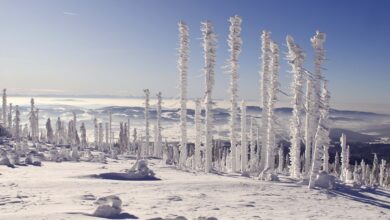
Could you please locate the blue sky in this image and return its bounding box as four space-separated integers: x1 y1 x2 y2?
0 0 389 112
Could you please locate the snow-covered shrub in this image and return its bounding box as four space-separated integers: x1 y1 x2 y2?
0 150 11 167
313 171 335 189
259 168 279 182
127 159 155 179
93 195 122 218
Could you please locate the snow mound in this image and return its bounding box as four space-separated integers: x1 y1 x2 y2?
314 171 335 189
25 153 42 166
95 159 160 181
0 151 12 167
93 195 122 218
127 159 156 177
8 151 20 165
258 169 279 181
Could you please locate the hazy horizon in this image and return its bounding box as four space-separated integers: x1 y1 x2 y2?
1 0 390 114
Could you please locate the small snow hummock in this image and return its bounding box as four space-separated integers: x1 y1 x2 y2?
0 150 13 167
93 195 122 218
96 159 159 181
313 171 335 189
258 168 279 181
128 159 155 177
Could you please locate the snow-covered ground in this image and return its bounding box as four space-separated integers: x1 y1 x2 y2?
1 159 389 220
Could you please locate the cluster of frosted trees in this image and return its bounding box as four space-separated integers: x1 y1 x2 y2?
164 16 390 188
330 134 390 188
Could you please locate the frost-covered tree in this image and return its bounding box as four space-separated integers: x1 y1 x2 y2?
94 118 98 147
2 89 7 126
67 120 77 145
334 151 340 175
55 117 61 144
178 21 189 167
7 103 12 130
286 35 306 178
379 159 387 186
278 146 284 173
155 92 162 158
29 98 39 142
14 105 20 142
98 122 103 146
127 118 131 151
109 111 112 148
46 118 54 144
260 31 272 170
144 89 150 157
264 41 279 171
361 159 367 184
80 122 87 148
201 21 216 173
227 15 242 172
73 112 77 131
240 101 248 172
370 153 379 186
305 31 326 175
308 80 331 188
340 133 348 181
105 122 109 145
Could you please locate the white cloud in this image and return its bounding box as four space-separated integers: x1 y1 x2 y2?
63 12 77 16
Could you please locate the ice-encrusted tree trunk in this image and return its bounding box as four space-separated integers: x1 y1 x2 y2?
307 31 326 173
144 89 150 157
240 101 248 172
2 89 7 126
260 31 272 170
304 75 314 175
264 41 279 171
308 80 331 188
178 21 189 167
193 99 202 169
201 21 216 173
155 92 162 158
286 35 306 178
227 15 242 172
340 133 348 181
323 144 330 172
14 105 20 142
249 117 256 165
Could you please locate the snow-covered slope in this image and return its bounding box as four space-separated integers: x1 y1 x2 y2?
0 159 389 219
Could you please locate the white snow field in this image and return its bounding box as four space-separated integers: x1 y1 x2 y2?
1 159 389 220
